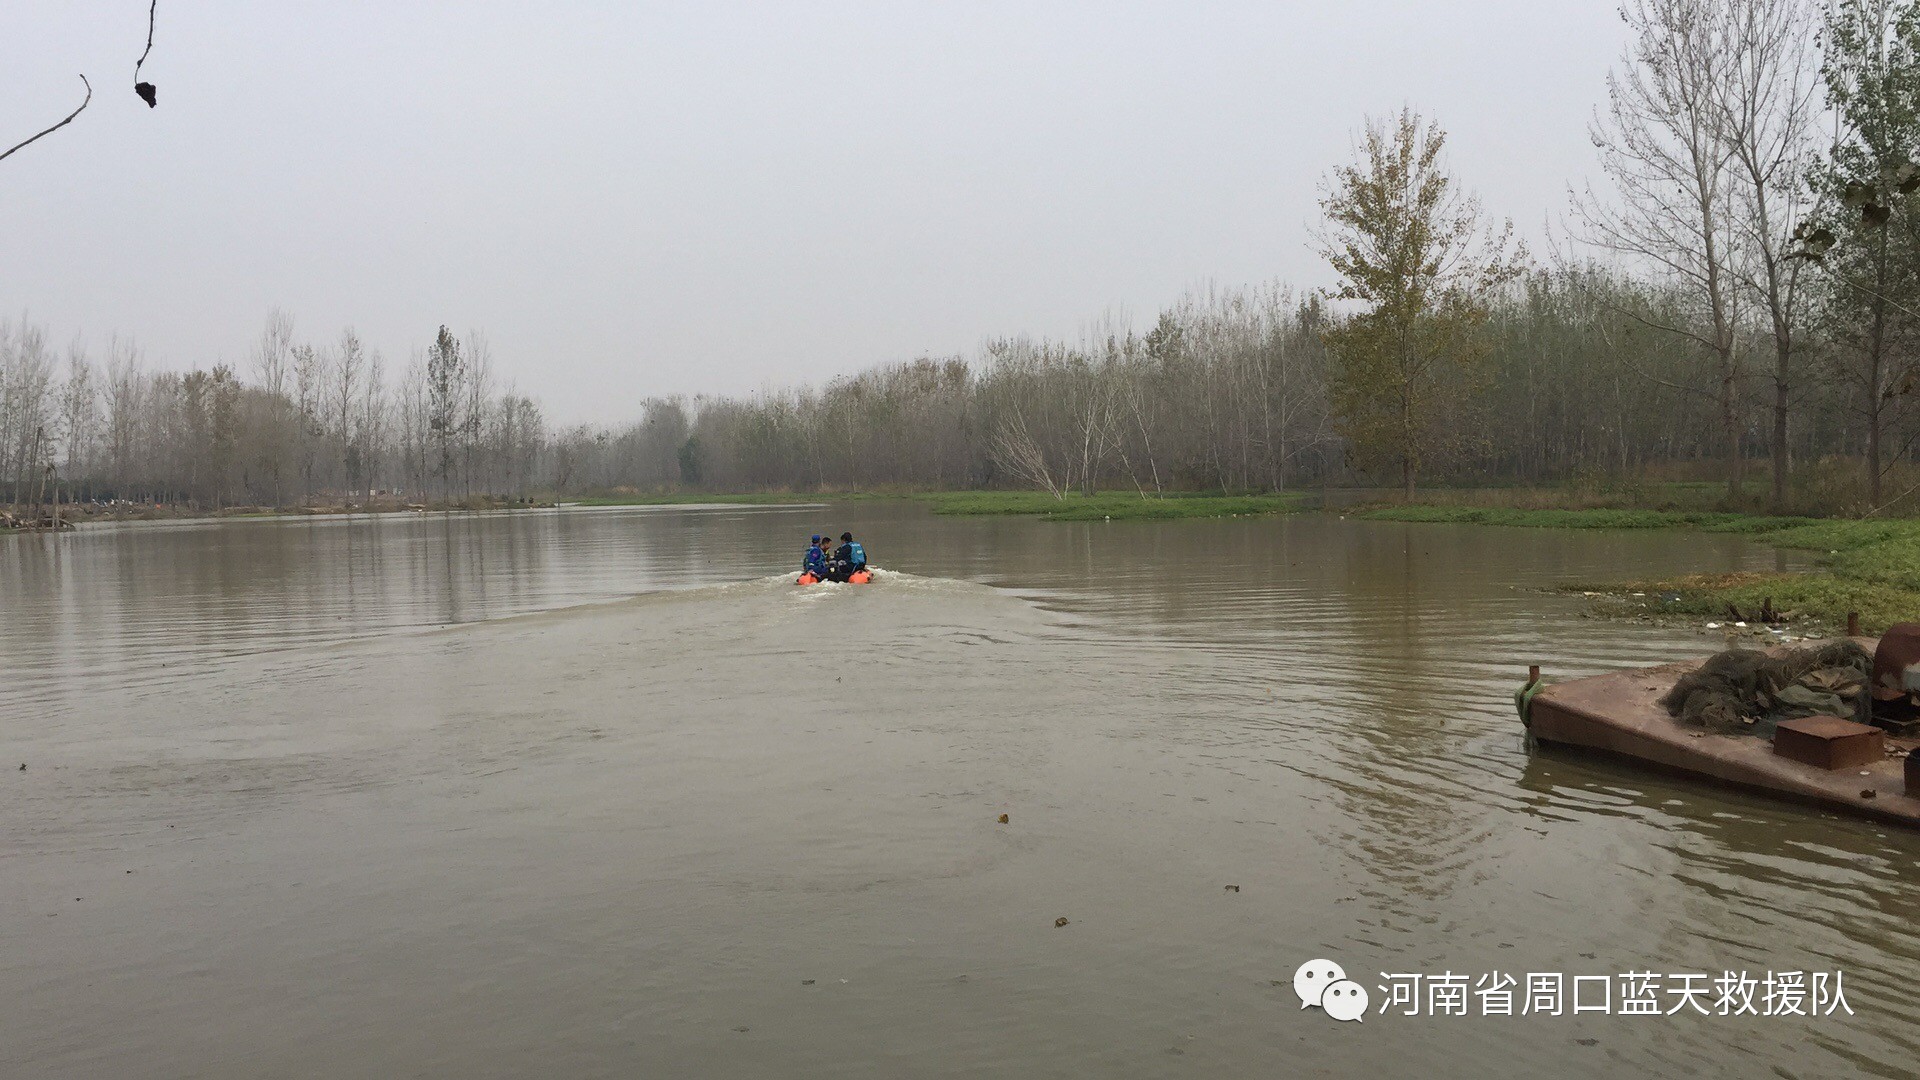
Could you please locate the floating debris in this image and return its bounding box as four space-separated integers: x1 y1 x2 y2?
1054 917 1070 928
997 813 1009 824
1223 884 1241 892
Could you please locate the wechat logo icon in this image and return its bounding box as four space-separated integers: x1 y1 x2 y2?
1293 958 1369 1022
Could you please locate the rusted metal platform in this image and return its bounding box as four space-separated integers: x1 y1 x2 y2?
1523 639 1920 829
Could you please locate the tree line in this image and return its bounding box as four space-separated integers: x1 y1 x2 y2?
6 0 1919 515
0 314 543 509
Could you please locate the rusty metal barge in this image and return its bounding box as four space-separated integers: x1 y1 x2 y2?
1520 620 1920 829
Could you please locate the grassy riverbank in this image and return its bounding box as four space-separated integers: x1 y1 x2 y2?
2 495 559 529
1357 502 1920 632
571 490 1308 521
917 490 1307 521
1613 519 1920 633
1354 504 1816 533
567 493 829 507
23 489 1309 529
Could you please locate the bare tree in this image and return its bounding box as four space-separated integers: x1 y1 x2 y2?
1 317 57 508
332 328 365 499
58 339 97 494
250 309 295 504
1578 0 1751 498
1716 0 1820 508
398 350 430 497
103 337 144 501
989 408 1064 499
291 341 326 499
463 331 495 499
358 347 386 496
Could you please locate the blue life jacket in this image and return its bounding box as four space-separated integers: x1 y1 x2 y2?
803 546 827 574
846 541 867 567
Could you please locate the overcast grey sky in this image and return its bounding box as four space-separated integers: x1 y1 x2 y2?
2 1 1625 424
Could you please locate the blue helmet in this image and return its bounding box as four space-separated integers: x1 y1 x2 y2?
810 535 821 544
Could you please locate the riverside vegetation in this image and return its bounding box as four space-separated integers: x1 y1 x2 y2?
1356 499 1920 633
571 490 1308 522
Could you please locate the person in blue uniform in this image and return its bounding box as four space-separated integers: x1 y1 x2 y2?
802 535 828 580
831 532 867 580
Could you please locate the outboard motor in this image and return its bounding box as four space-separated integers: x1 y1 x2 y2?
1870 623 1920 735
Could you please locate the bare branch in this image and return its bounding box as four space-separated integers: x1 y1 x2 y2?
134 1 160 107
0 75 93 165
1802 253 1920 321
136 1 158 78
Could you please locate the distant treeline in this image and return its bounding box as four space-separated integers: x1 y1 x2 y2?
0 267 1864 510
3 0 1916 514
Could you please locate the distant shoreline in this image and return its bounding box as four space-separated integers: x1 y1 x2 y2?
18 488 1916 635
1345 505 1914 636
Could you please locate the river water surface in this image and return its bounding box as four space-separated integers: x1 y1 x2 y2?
3 503 1916 1078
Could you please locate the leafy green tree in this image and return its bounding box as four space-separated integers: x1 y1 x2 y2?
1317 108 1525 498
677 435 702 486
425 325 463 497
1808 0 1920 504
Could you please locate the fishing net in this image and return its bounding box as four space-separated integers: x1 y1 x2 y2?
1658 641 1872 737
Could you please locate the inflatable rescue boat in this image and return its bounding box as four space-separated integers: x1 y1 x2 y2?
797 570 871 585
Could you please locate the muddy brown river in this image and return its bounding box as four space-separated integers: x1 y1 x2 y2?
3 503 1916 1078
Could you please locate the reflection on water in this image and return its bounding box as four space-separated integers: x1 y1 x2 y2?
2 505 829 707
2 503 1916 1079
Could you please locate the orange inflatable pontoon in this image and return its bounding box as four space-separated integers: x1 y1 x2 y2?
797 570 871 585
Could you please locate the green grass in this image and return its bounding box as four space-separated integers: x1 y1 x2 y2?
1354 501 1920 632
1588 571 1920 637
567 493 832 507
916 490 1309 521
563 489 1306 521
1354 505 1817 533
